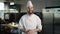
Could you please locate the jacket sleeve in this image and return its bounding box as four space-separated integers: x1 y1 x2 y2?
37 17 42 30
18 17 24 30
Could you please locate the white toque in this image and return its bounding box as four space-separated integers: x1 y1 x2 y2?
27 0 33 7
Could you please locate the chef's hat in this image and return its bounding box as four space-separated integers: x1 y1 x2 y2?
27 0 33 7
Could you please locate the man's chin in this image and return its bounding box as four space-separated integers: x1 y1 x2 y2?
29 13 33 14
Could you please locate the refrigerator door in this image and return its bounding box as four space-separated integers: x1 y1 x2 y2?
42 9 53 34
54 8 60 34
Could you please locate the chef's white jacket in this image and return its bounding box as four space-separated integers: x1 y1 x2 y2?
18 14 42 34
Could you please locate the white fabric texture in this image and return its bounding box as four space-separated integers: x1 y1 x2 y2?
18 14 42 34
27 0 33 7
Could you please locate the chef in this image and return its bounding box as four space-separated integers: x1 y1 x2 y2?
18 0 42 34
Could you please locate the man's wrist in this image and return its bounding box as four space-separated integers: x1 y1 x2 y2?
34 28 40 32
20 29 26 33
33 29 37 32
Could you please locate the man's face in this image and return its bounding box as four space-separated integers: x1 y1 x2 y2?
27 6 34 14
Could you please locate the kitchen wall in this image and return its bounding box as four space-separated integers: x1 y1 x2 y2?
0 0 60 19
14 0 60 12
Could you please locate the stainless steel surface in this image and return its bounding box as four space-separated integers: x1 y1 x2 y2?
54 8 60 24
54 8 60 34
42 9 53 34
42 8 60 34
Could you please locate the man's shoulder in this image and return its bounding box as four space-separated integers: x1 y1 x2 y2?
21 14 27 18
34 14 39 17
33 14 40 19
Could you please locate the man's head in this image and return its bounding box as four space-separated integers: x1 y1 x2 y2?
27 1 34 14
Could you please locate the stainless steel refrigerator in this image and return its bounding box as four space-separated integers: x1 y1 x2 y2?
42 8 60 34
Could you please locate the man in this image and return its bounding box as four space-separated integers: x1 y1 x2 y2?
18 0 42 34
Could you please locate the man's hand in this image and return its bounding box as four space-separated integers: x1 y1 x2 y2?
21 28 41 34
26 28 41 34
26 29 36 34
20 29 34 34
20 28 26 33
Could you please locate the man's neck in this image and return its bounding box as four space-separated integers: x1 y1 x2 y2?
28 13 33 16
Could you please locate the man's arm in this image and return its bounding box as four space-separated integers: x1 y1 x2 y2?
18 17 27 33
20 28 26 33
33 28 42 32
